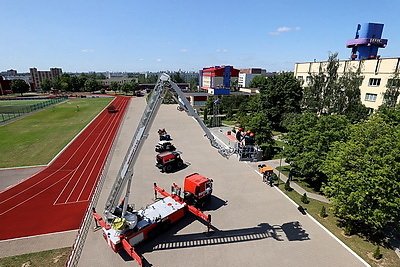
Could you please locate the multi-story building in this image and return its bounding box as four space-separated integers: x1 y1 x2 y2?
294 22 397 111
238 68 266 88
99 77 138 88
294 57 400 110
30 67 62 89
199 66 239 95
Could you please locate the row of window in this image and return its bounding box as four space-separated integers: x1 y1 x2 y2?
297 76 399 88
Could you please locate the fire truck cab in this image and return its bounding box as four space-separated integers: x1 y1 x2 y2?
172 173 213 208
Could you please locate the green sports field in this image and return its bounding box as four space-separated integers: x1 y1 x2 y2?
0 97 114 168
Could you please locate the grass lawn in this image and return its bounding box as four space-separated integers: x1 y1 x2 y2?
276 165 321 194
0 97 113 168
0 247 70 267
275 180 399 266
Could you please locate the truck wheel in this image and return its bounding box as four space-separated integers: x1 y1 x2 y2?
177 161 183 168
164 164 172 172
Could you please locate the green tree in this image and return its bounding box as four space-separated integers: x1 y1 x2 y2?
51 77 61 90
171 72 185 83
39 79 52 92
249 75 267 88
110 81 120 92
70 75 82 92
84 79 102 92
188 77 199 91
382 72 400 108
302 53 368 122
284 113 349 189
131 81 140 92
121 82 133 95
59 73 72 91
245 111 274 158
257 72 303 129
11 79 30 96
322 115 400 232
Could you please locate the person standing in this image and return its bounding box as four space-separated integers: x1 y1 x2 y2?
236 128 243 141
288 168 293 182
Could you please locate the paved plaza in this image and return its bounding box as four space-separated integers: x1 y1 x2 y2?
77 97 368 267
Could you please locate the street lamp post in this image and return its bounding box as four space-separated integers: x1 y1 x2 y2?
278 146 284 186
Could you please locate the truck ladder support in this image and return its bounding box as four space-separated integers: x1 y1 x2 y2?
121 238 143 266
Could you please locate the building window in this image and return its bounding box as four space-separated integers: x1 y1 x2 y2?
369 78 381 86
306 76 312 83
297 76 303 80
365 93 377 102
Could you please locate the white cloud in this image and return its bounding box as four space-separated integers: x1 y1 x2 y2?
156 58 162 62
277 27 291 32
138 58 144 61
269 26 301 35
216 49 228 53
81 49 95 53
180 48 189 52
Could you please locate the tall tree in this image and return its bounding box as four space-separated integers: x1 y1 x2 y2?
284 113 349 189
110 81 120 92
171 72 185 83
302 53 368 122
248 75 267 88
121 82 133 95
11 79 30 96
84 79 102 92
246 111 274 158
39 79 52 92
258 72 303 129
382 72 400 108
322 115 400 232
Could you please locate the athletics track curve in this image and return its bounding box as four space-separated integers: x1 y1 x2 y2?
0 96 130 241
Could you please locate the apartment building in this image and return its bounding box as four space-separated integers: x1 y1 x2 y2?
294 57 400 110
30 67 62 89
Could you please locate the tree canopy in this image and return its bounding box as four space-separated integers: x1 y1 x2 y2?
11 79 30 96
322 114 400 231
302 53 368 122
256 72 303 129
284 112 349 188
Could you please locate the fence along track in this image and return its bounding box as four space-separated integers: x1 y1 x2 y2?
0 97 68 123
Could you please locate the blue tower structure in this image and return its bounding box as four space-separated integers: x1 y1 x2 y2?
346 23 388 60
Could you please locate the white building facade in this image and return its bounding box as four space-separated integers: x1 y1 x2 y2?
294 57 400 110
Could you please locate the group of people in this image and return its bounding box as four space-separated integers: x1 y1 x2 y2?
235 128 256 147
262 171 274 187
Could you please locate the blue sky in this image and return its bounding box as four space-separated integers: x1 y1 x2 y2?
1 0 399 73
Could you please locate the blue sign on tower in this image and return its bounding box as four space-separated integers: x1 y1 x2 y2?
346 23 388 60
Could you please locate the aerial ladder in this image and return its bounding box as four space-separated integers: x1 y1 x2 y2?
93 74 235 265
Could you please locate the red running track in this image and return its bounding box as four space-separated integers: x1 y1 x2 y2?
0 96 130 241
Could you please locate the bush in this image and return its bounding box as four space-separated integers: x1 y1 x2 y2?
344 223 353 236
284 180 293 191
373 246 382 260
320 206 327 218
301 193 310 204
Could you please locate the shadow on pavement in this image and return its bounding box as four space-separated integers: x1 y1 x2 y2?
122 215 311 266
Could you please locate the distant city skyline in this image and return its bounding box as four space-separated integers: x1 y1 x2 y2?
1 0 399 73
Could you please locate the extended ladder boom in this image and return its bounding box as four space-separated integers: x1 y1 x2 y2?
104 73 235 219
